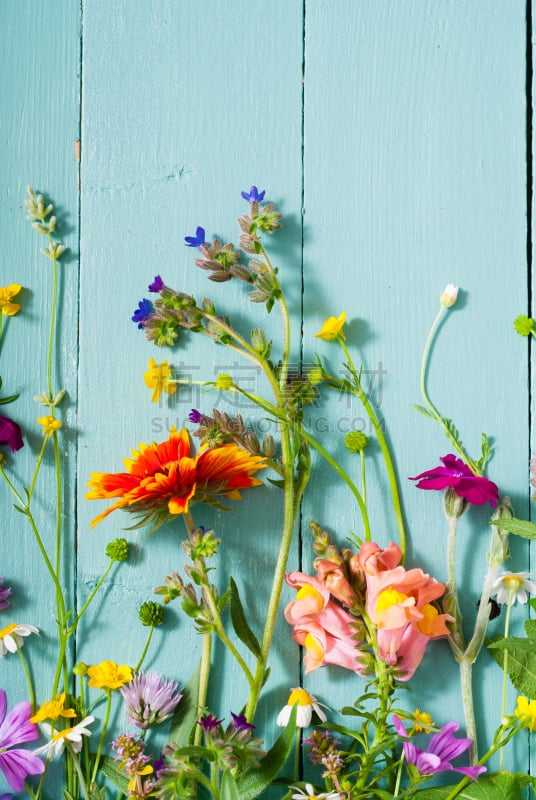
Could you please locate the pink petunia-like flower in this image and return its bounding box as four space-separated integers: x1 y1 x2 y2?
409 454 499 507
393 716 486 781
0 688 44 791
0 417 23 454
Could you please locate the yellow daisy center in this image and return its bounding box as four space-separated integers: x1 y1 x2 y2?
0 623 18 639
288 688 314 707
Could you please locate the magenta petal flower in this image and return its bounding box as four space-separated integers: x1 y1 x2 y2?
0 579 12 612
0 689 44 791
409 454 499 507
393 716 486 781
0 417 23 453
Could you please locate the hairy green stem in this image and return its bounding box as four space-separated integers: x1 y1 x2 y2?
460 657 478 763
499 595 514 770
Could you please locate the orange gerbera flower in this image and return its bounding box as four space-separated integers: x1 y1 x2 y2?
87 427 266 529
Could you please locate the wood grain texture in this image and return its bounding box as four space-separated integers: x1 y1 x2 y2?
0 0 532 794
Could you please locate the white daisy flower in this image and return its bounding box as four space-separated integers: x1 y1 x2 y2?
290 783 342 800
440 284 459 308
34 716 95 757
492 572 536 605
276 688 328 728
0 622 39 657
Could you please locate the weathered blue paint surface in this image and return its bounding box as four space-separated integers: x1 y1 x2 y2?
0 0 531 794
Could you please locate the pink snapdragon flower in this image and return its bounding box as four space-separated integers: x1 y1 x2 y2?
409 454 498 507
284 572 365 675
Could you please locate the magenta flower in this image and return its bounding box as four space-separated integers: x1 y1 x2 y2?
0 417 23 453
409 454 499 507
230 712 255 731
393 716 486 781
148 275 164 293
0 688 44 791
198 713 223 732
0 579 12 612
119 672 182 730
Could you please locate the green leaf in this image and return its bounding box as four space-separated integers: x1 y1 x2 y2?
0 393 19 405
488 637 536 698
476 432 491 471
235 705 297 800
267 478 285 489
490 516 536 539
229 577 262 659
221 771 241 800
100 755 129 793
167 659 201 747
413 403 435 420
525 619 536 638
413 771 525 800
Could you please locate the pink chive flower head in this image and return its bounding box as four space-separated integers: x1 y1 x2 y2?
0 688 45 791
393 716 486 781
409 454 499 507
119 672 182 730
0 580 12 612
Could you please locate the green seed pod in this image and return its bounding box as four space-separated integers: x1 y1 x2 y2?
105 538 129 562
139 600 165 627
344 430 369 453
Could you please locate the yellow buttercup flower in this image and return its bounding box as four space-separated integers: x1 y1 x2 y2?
314 311 346 341
144 358 177 404
0 284 22 316
515 696 536 731
38 416 62 435
412 708 434 733
30 692 77 723
87 660 133 690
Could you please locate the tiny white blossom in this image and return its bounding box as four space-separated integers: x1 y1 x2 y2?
492 572 536 605
440 284 459 308
34 716 95 757
0 623 39 657
276 688 328 728
290 783 342 800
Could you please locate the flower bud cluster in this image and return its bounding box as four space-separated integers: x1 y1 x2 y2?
189 407 276 462
138 600 165 627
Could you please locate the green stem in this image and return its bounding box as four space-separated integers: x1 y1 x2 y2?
27 436 49 500
69 748 90 800
204 586 255 688
339 338 407 558
293 726 301 781
446 512 466 658
68 560 115 636
460 657 478 763
46 251 58 398
499 595 514 770
420 307 480 474
360 449 367 508
91 690 112 785
18 647 35 709
134 625 154 673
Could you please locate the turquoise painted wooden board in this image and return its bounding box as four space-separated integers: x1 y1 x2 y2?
0 0 532 796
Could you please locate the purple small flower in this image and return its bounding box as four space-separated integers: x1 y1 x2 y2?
241 186 266 203
184 226 206 248
409 454 499 507
131 299 154 329
0 579 12 612
119 672 182 730
0 793 14 800
148 275 164 293
230 712 255 731
188 409 203 424
393 716 486 782
0 417 23 453
0 688 45 791
198 713 223 732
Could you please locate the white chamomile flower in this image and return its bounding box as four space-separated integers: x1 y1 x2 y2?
34 716 95 757
0 622 39 657
276 687 328 728
290 783 342 800
492 572 536 605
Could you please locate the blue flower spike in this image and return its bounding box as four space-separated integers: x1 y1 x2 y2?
184 226 206 248
241 186 265 203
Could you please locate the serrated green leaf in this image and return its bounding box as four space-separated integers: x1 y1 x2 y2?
229 577 261 659
100 755 129 793
525 619 536 638
490 517 536 539
168 659 201 747
235 705 297 800
413 403 435 420
488 638 536 698
221 771 241 800
413 771 524 800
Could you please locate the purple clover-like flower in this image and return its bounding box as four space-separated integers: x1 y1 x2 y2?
188 409 203 424
409 454 499 507
0 417 23 453
131 299 155 329
241 186 266 203
393 716 486 781
119 672 182 730
0 580 12 612
148 275 164 293
230 712 255 731
198 713 223 732
184 226 206 248
0 688 45 791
